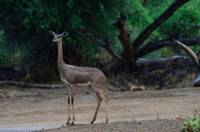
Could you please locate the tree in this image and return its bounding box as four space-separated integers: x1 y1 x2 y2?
0 0 123 81
86 0 193 71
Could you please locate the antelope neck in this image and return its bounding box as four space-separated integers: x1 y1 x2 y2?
57 39 64 66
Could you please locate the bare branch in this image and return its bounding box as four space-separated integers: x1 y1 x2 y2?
135 38 200 59
0 81 65 89
173 39 200 69
132 0 190 52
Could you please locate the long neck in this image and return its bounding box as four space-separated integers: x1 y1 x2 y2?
57 39 64 66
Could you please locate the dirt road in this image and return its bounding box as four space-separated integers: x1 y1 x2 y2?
0 87 200 131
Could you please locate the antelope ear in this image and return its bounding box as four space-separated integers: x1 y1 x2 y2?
49 31 56 36
61 32 68 37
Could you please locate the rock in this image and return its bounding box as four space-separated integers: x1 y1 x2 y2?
193 73 200 87
130 85 146 91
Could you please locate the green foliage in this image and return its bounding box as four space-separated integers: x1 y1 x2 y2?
160 0 200 38
181 115 200 132
0 0 122 67
0 30 7 65
0 30 3 45
128 0 200 58
0 29 29 67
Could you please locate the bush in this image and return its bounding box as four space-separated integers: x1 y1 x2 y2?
181 115 200 132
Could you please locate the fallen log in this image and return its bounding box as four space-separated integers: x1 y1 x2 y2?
0 81 65 89
135 38 200 59
110 55 193 73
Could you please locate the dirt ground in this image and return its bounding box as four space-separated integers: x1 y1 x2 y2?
0 86 200 132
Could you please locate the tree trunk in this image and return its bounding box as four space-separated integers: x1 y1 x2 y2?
143 0 148 6
113 13 136 70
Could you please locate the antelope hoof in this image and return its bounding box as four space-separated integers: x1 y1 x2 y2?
105 120 108 124
66 121 70 125
66 119 71 125
90 121 94 124
71 122 75 125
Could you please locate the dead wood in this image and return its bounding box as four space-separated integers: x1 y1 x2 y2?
135 38 200 59
109 55 193 74
136 56 192 71
0 81 65 89
173 39 200 68
172 39 200 87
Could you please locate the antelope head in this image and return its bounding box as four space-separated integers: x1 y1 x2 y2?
49 31 68 42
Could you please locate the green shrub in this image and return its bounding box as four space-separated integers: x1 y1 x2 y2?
0 30 27 67
0 30 6 64
181 115 200 132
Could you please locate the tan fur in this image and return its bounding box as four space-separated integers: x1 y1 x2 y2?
50 31 109 124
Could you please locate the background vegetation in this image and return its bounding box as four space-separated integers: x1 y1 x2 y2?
0 0 200 81
181 115 200 132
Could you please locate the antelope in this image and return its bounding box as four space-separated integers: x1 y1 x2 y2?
49 31 109 125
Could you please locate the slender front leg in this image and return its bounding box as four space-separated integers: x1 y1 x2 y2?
105 100 109 123
71 86 75 125
91 93 102 124
101 92 109 124
66 86 71 125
